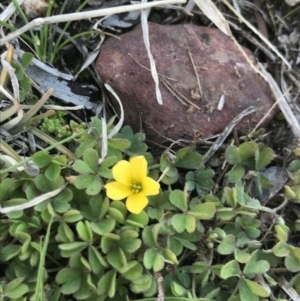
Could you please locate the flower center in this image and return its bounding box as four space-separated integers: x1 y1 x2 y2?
131 182 142 194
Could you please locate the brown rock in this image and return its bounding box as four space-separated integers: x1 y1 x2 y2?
96 23 276 144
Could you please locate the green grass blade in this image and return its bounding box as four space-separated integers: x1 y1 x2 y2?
34 217 53 301
49 0 90 64
10 0 41 58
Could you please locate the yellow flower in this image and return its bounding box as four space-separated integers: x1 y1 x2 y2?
104 156 160 214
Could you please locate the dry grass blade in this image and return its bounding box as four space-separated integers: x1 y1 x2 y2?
0 0 186 45
0 0 24 22
0 155 24 171
193 0 231 36
228 21 276 61
20 104 85 110
0 138 23 163
193 0 265 78
249 86 292 138
0 184 67 214
221 0 291 70
9 88 53 134
0 85 24 129
30 128 77 160
105 83 124 139
1 50 20 101
0 44 14 91
0 89 21 123
203 106 257 164
259 63 300 138
100 117 108 163
280 278 300 301
141 2 162 105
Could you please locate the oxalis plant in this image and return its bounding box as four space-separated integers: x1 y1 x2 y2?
0 117 300 301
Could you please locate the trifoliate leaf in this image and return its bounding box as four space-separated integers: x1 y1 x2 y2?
238 141 257 160
63 210 83 223
285 254 300 272
21 52 34 68
194 166 215 196
223 187 238 208
161 248 179 265
272 241 290 257
239 277 258 301
225 145 240 164
57 222 74 243
217 208 235 220
170 190 187 211
98 156 118 178
59 242 88 252
175 237 197 251
217 234 236 255
107 247 127 269
171 281 186 296
153 252 164 272
76 221 93 242
227 163 245 183
275 224 289 242
86 176 102 195
101 233 120 253
130 275 153 293
90 117 103 136
189 203 216 220
90 219 116 235
238 141 257 169
234 249 251 263
97 270 117 297
121 261 143 281
45 163 61 181
168 236 184 255
174 147 202 169
190 262 208 274
115 125 147 154
0 244 20 261
4 280 29 299
220 260 241 279
34 174 64 192
0 178 17 201
243 251 270 275
31 151 52 168
108 138 131 150
72 160 95 174
88 246 107 274
142 225 159 248
185 214 196 233
108 208 125 224
144 249 158 269
172 214 187 233
127 210 149 228
119 237 141 253
255 143 273 170
243 278 270 297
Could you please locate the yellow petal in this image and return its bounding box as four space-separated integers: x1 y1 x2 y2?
126 193 148 214
142 177 160 196
112 160 133 185
130 156 147 182
105 182 132 200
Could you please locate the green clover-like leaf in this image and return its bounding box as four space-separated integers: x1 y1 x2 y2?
255 143 273 170
174 147 202 169
225 145 240 164
220 260 241 279
217 234 236 255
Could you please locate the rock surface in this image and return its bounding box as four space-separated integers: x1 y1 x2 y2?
96 23 276 144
